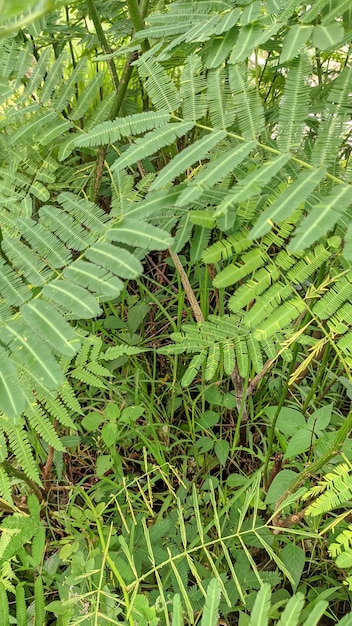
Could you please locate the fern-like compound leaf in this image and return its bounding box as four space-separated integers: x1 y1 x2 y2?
150 129 227 191
0 347 26 418
107 219 173 250
249 168 326 239
176 141 255 207
112 122 194 172
277 53 312 153
85 242 143 279
7 427 41 485
74 111 170 147
63 260 123 299
21 300 80 357
136 55 181 113
42 280 101 320
0 320 64 390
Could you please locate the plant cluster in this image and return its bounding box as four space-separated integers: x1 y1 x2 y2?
0 0 352 624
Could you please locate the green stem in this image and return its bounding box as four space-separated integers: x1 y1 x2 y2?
85 0 120 93
78 489 135 626
126 0 150 51
90 0 152 201
301 342 331 413
126 0 144 31
90 56 136 201
139 0 150 17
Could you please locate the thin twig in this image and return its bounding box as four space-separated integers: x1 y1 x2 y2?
168 249 204 323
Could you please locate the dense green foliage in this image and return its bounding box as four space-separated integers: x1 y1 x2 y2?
0 0 352 623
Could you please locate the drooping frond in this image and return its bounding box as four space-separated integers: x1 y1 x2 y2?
73 111 170 148
7 427 41 485
229 64 265 140
277 53 312 153
135 55 181 113
111 122 194 172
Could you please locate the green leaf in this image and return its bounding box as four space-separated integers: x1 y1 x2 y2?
302 601 329 626
280 25 313 63
216 154 290 210
205 27 238 69
276 593 305 626
150 130 226 191
0 511 39 565
15 583 27 626
281 543 305 591
0 347 26 418
0 582 9 626
308 404 332 432
34 575 45 626
43 280 101 319
96 454 113 476
200 579 221 626
0 321 63 390
38 119 73 146
21 300 80 357
229 23 282 63
312 23 344 51
0 467 13 506
85 242 143 279
101 422 118 447
107 219 173 250
249 583 271 626
249 168 326 239
189 210 216 229
264 470 298 505
278 53 312 153
112 122 194 172
82 412 103 431
69 71 104 121
181 350 207 387
283 429 312 460
289 184 352 251
176 141 255 206
172 594 183 626
136 55 181 112
181 53 208 122
336 549 352 569
273 407 306 436
74 111 170 147
214 439 229 467
229 65 265 139
229 24 263 63
63 260 123 298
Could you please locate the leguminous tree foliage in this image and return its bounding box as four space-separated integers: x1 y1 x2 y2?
0 0 351 491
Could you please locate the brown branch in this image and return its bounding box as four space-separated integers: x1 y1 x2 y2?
168 249 204 323
231 365 248 422
246 358 274 397
41 445 55 486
